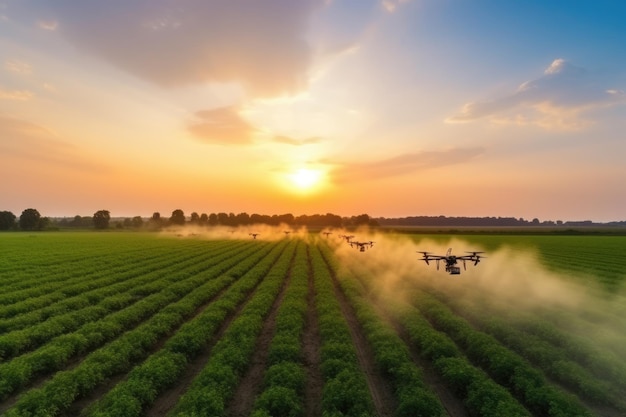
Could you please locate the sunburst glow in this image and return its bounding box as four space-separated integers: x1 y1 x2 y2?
289 168 322 192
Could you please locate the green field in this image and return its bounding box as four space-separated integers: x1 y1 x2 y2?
0 231 624 417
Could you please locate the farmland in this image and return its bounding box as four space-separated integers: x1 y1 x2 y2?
0 230 624 417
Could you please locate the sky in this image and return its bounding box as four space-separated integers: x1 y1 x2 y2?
1 0 625 222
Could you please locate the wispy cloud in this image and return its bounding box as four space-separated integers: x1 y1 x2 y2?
0 86 33 100
37 19 58 30
381 0 410 13
188 106 257 145
0 115 109 173
5 59 32 75
273 135 322 146
447 59 626 130
29 0 326 98
330 147 484 183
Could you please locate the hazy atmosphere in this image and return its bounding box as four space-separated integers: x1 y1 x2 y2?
2 0 625 221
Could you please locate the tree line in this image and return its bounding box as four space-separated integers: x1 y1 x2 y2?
0 209 377 231
3 208 622 232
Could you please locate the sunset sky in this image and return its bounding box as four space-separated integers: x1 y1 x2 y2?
2 0 625 222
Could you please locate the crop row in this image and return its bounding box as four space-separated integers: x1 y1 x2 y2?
340 259 533 417
411 290 594 417
251 240 310 417
1 240 275 414
0 240 243 325
167 240 298 416
0 242 200 308
0 240 260 402
308 244 375 417
318 243 448 417
427 287 626 411
0 237 197 295
81 239 292 417
0 242 247 360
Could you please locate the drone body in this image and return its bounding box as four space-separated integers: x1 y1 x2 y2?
350 241 375 252
418 248 485 274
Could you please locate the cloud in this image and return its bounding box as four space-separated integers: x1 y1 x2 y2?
447 59 626 129
273 135 322 146
28 0 326 98
0 115 109 173
5 59 32 75
187 106 257 145
0 87 33 101
381 0 410 13
330 147 484 183
37 19 58 31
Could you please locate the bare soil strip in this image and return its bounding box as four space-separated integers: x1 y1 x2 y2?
303 247 323 417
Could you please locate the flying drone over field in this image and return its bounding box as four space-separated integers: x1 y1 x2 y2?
322 231 332 238
249 233 260 239
350 241 375 252
338 234 355 243
418 248 485 275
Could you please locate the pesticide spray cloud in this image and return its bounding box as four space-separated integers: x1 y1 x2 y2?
160 223 310 241
328 229 626 348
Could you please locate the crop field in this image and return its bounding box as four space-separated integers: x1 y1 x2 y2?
0 230 624 417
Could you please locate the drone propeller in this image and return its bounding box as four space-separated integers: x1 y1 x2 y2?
417 251 431 264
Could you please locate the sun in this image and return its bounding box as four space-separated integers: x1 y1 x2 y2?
288 168 323 192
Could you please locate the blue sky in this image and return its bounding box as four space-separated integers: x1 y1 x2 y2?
1 0 625 221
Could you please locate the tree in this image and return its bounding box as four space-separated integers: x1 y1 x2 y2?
217 212 229 226
131 216 144 228
189 212 200 224
170 209 186 226
93 210 111 229
236 212 250 225
208 213 218 226
19 208 41 231
148 212 163 230
0 211 16 230
351 214 371 227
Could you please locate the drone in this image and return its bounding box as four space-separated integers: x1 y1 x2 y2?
338 234 355 243
249 233 260 239
350 241 375 252
418 248 485 275
322 231 332 238
283 231 291 237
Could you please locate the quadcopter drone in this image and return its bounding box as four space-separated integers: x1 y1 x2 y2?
418 248 485 274
338 234 355 243
249 233 260 239
350 240 375 252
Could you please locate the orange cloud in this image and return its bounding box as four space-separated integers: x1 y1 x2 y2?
329 147 484 183
273 135 322 146
188 106 257 145
0 115 110 173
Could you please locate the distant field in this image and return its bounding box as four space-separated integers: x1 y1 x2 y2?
0 231 624 417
